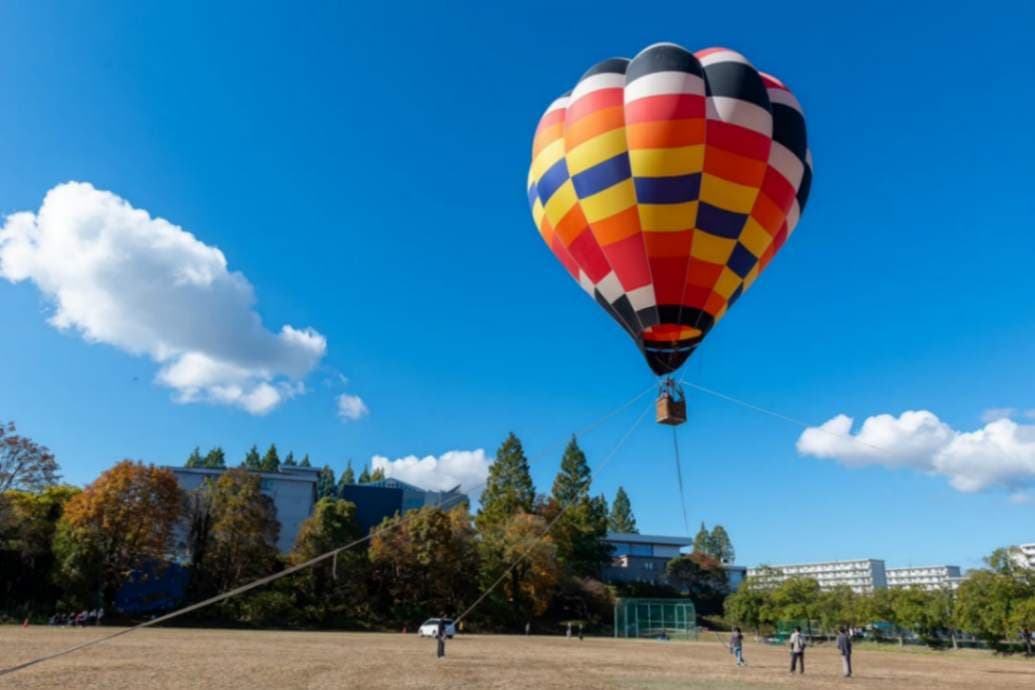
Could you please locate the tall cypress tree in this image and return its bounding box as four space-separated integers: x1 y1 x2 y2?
692 522 712 555
336 461 355 498
608 486 638 533
299 453 311 468
282 451 297 467
203 447 226 469
316 465 336 499
260 444 280 473
185 447 203 468
551 436 591 505
242 445 262 470
358 465 371 483
370 467 386 481
477 433 535 531
710 524 735 563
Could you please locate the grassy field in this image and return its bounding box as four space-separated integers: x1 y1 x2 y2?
2 626 1035 689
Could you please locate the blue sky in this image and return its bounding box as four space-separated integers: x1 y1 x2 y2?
1 1 1033 572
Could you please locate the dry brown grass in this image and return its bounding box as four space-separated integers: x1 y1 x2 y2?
2 626 1034 689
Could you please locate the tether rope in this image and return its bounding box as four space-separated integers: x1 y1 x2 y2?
670 426 691 538
0 382 656 677
453 399 653 627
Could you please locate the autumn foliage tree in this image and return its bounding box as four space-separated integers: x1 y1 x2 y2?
54 461 182 607
0 420 60 492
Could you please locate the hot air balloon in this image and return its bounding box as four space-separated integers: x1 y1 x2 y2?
527 43 812 424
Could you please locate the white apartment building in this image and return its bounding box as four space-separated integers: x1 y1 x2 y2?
886 565 962 590
747 559 887 594
1015 543 1035 568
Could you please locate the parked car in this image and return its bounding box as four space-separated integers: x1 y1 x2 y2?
418 618 456 638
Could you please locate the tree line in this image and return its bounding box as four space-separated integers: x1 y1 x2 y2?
1 422 660 631
725 550 1035 651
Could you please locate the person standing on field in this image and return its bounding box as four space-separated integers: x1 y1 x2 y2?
436 619 447 659
566 622 572 639
789 626 806 674
729 627 746 666
837 626 852 677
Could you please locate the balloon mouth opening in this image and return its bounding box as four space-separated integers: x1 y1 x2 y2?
642 324 702 341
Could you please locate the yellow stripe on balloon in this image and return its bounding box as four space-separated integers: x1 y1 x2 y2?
565 129 628 175
628 145 705 177
578 178 637 223
542 180 579 225
689 231 736 264
699 174 759 214
638 202 698 232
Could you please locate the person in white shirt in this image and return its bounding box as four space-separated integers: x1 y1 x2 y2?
789 627 806 674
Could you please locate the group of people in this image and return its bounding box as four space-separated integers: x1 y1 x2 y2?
727 625 853 677
47 609 104 627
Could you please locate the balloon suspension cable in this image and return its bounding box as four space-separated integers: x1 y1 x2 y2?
671 424 691 538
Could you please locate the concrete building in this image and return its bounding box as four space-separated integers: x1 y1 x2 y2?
168 465 318 553
601 533 744 591
886 565 962 591
603 533 692 585
748 559 887 594
167 466 468 553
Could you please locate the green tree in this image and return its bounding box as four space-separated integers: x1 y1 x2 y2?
1009 597 1035 635
0 485 80 612
767 576 821 629
316 465 336 499
891 587 938 644
341 461 355 485
666 553 730 615
203 447 226 469
288 497 368 625
724 579 770 639
260 444 280 473
370 506 480 623
551 436 591 504
299 454 311 468
358 466 371 483
54 461 183 607
370 467 386 481
282 452 297 467
185 447 204 468
709 525 735 564
815 585 856 636
476 433 535 532
955 570 1026 649
242 445 262 470
692 522 713 556
608 486 637 533
544 437 610 578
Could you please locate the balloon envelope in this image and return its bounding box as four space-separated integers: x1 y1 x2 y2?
528 43 812 375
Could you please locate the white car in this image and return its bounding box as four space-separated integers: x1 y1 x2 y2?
418 618 456 638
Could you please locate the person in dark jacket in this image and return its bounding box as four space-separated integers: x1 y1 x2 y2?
729 627 746 666
436 619 447 659
836 627 852 677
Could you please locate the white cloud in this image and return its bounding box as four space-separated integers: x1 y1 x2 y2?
0 182 326 414
797 410 1035 495
336 393 369 421
371 449 492 493
982 407 1017 423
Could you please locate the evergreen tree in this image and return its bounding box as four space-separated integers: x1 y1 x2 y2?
547 437 611 577
282 452 297 467
336 461 355 498
242 445 262 470
185 447 203 468
608 486 638 533
259 444 280 473
370 467 386 481
551 436 591 505
358 466 371 483
202 447 226 469
316 465 336 499
476 433 535 531
299 453 311 468
710 524 735 563
692 522 711 555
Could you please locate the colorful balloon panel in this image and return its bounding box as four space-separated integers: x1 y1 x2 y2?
528 43 812 375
